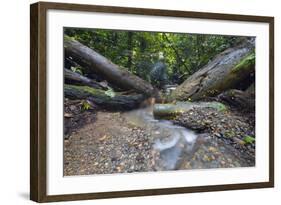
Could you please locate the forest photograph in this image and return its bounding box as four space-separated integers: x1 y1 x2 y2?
63 27 255 176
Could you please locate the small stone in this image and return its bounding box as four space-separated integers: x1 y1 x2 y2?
214 133 221 138
208 146 217 152
115 166 122 172
64 113 73 118
233 137 245 145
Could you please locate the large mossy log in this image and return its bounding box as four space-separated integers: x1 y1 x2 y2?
171 40 255 101
64 36 159 98
64 84 145 110
153 101 227 118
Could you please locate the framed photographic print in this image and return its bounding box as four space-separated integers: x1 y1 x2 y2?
30 1 274 202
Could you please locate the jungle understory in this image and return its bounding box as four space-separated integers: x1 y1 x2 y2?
63 30 255 176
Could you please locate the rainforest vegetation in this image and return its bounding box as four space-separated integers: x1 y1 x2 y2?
63 28 256 176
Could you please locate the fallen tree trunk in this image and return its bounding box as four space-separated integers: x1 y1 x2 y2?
171 40 255 101
153 101 227 118
64 84 145 110
218 83 255 110
64 36 159 98
64 68 108 90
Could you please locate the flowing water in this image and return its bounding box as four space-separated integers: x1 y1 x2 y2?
124 107 198 170
124 107 254 170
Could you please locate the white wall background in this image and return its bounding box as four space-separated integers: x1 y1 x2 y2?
0 0 279 204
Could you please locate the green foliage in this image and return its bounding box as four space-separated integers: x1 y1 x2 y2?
243 135 255 144
82 100 91 110
70 66 83 75
105 88 116 98
64 27 245 84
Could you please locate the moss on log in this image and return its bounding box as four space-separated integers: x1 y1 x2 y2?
64 84 145 110
64 36 159 98
153 101 227 119
171 41 255 101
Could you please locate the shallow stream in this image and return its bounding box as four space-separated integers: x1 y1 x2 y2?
124 106 253 170
124 107 198 170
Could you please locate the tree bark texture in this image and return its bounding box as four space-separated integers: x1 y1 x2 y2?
64 36 159 98
153 101 227 118
64 84 145 110
171 40 255 101
64 68 109 90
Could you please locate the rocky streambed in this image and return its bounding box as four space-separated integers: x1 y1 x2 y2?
64 100 255 176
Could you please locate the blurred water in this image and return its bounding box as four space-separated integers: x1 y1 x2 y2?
124 107 198 170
